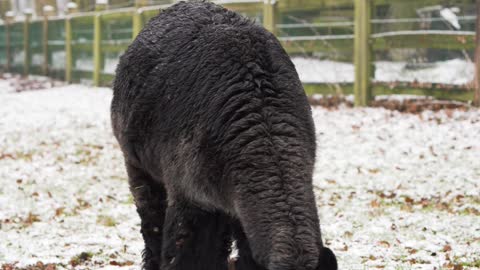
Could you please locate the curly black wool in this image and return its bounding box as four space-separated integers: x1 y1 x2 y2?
111 1 337 269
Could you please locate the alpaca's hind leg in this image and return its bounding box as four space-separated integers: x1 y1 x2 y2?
126 163 167 270
231 222 267 270
161 201 232 270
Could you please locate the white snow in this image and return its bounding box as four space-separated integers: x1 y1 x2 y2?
51 51 67 70
312 106 480 269
104 58 119 74
292 58 355 84
0 84 142 268
0 81 479 269
292 57 475 85
75 58 94 71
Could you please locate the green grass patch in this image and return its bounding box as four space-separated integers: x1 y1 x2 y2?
70 251 94 266
97 215 117 227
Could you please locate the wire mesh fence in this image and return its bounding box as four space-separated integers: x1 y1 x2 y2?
47 17 66 80
9 21 24 74
29 20 44 75
0 0 478 104
70 14 94 84
0 24 6 71
277 1 355 96
100 9 134 85
371 0 476 101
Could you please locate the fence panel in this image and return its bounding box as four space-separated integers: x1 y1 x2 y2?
140 6 162 22
276 0 355 96
29 20 44 75
221 1 263 23
10 21 24 74
0 25 6 72
99 9 134 86
71 14 95 84
0 0 477 105
371 0 476 102
47 18 66 80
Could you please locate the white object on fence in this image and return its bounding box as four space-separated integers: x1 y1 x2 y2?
440 7 461 30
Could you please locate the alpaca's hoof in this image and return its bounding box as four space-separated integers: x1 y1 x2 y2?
317 247 337 270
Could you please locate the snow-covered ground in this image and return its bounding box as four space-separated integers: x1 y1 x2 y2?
292 58 475 85
0 82 479 269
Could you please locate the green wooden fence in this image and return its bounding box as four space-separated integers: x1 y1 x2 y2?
0 0 478 106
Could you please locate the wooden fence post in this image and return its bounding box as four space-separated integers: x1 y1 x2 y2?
93 0 106 86
474 0 480 106
42 6 54 76
5 11 14 73
354 0 372 107
93 14 102 86
132 0 146 39
5 22 10 72
42 13 48 75
65 4 75 83
65 18 72 82
263 0 278 35
65 15 73 83
23 10 32 76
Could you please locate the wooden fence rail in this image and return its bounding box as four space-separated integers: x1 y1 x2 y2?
0 0 479 106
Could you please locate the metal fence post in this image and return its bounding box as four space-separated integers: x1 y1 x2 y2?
23 10 32 76
354 0 373 107
263 0 278 35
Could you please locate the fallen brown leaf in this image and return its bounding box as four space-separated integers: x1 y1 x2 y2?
377 240 390 248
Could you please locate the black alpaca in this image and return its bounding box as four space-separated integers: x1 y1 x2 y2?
111 1 337 269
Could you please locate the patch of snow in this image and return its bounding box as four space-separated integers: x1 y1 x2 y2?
292 57 475 85
75 58 94 71
0 80 14 94
32 54 44 66
312 106 480 269
0 85 142 268
375 59 474 85
104 58 119 74
51 51 66 70
13 52 24 65
292 58 354 84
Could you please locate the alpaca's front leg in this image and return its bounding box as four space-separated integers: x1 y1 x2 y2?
126 162 167 270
